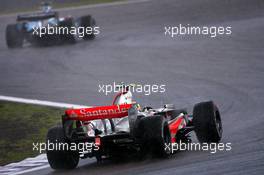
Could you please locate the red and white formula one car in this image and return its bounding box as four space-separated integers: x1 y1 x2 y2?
46 84 223 169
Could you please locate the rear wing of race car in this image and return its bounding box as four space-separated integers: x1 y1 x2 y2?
62 104 134 140
64 104 133 121
16 11 58 22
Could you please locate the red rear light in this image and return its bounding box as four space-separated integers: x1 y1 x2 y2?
95 137 101 146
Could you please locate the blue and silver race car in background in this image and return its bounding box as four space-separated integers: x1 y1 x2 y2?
5 2 97 48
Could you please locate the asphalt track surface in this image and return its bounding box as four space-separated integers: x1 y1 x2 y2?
0 0 264 174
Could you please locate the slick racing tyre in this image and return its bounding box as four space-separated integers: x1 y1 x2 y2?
140 115 171 158
46 126 79 169
6 24 23 48
80 15 96 40
193 101 222 143
59 18 76 44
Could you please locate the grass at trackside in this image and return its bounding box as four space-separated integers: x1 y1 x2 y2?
0 0 124 15
0 101 64 166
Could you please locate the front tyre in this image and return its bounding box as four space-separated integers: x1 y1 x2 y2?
80 15 96 40
46 126 79 169
193 101 222 143
59 18 76 44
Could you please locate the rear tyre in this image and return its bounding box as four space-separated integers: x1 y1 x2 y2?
6 24 23 48
80 15 96 40
140 115 171 158
193 101 222 143
46 126 79 169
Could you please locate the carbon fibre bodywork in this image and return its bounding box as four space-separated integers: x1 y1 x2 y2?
62 103 193 158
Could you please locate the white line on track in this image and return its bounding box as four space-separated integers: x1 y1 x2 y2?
0 154 49 175
0 95 88 109
11 165 50 175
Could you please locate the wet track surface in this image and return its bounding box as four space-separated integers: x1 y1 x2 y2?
0 0 264 174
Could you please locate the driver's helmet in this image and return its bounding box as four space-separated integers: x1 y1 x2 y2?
135 103 141 111
116 90 133 105
41 1 52 13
